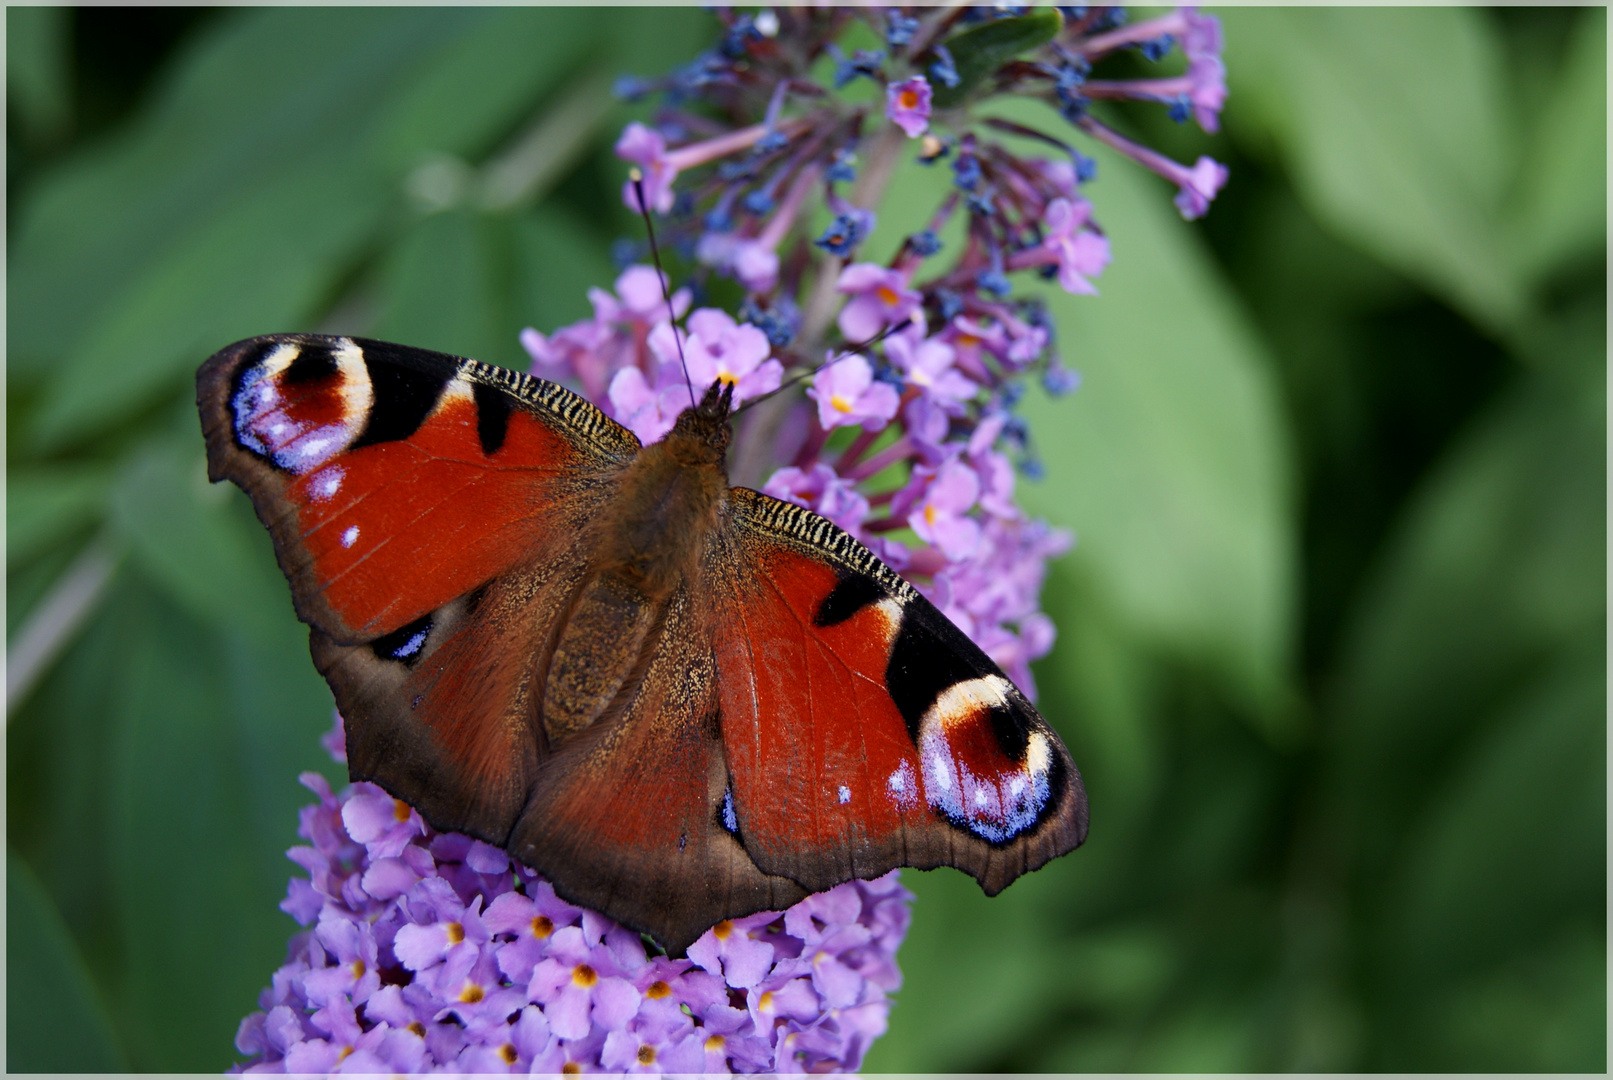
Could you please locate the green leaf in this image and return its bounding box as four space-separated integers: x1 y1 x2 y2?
15 8 607 444
10 9 468 376
1379 648 1605 989
513 206 619 337
1510 7 1606 282
930 9 1063 108
32 168 388 450
6 849 127 1072
1007 111 1298 726
1221 8 1526 334
1330 369 1605 799
107 434 292 645
6 7 72 142
371 208 510 366
7 464 112 569
1428 924 1606 1072
101 581 319 1069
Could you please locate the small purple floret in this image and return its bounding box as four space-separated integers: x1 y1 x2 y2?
885 75 933 138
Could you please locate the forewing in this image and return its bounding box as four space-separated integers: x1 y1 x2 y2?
198 333 637 841
713 488 1089 896
196 334 638 642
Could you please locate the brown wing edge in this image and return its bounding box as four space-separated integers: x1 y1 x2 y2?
725 486 1090 897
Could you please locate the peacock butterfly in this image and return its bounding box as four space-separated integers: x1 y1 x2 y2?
197 333 1088 954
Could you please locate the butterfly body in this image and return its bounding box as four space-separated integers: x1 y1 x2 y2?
199 333 1087 953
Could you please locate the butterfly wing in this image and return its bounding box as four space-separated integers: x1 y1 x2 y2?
197 334 639 841
507 578 808 955
198 334 639 642
713 488 1089 896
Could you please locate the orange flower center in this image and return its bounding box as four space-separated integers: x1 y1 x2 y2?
638 1045 657 1065
531 915 553 938
392 799 411 822
458 981 484 1004
876 285 900 306
899 88 920 109
408 1021 426 1038
647 980 672 999
713 919 734 941
499 1044 518 1064
445 922 464 945
572 964 598 988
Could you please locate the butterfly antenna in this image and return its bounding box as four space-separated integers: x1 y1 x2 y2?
732 321 905 417
631 168 696 408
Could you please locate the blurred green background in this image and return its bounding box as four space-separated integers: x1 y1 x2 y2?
6 7 1604 1072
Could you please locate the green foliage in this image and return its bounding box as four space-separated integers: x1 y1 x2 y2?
929 9 1064 108
7 8 1603 1072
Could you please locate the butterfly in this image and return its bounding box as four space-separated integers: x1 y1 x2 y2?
197 333 1088 954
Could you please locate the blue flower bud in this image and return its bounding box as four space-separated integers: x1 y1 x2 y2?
1139 33 1176 62
754 130 790 155
1042 363 1081 396
743 190 776 215
613 75 654 101
935 288 964 320
815 212 868 256
611 238 641 270
720 15 762 59
978 270 1012 298
929 44 961 89
886 11 919 48
826 148 857 184
740 297 799 346
953 154 982 191
909 230 943 256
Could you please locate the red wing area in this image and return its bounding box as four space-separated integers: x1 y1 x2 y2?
198 335 634 641
284 399 569 638
715 490 1088 895
714 533 933 888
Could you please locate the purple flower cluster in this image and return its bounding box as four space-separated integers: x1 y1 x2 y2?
521 6 1226 682
235 715 913 1074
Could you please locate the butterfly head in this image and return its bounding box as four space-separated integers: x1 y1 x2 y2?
664 380 734 463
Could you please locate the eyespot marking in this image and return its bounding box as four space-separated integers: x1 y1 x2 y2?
917 676 1059 844
371 614 434 667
